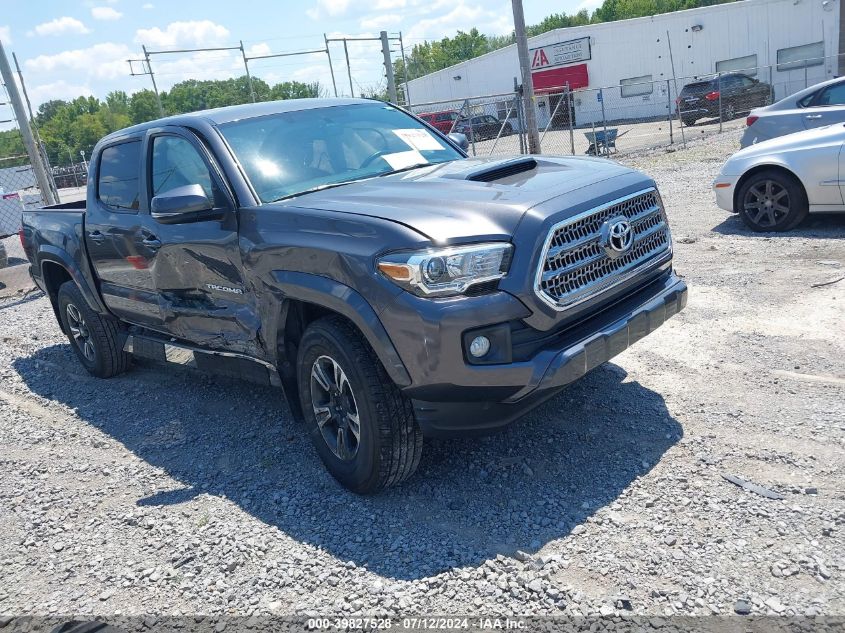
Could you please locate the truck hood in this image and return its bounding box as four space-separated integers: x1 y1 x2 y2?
274 156 637 243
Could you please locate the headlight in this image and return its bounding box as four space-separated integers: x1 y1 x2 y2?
377 243 512 297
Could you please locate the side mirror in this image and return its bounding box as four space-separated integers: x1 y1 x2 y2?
448 132 469 151
151 184 220 224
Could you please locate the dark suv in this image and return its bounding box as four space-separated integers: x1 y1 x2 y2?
454 115 513 141
677 72 772 126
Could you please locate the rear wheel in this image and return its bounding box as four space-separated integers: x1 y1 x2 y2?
297 315 422 494
57 281 131 377
682 115 697 127
723 102 737 121
736 170 808 232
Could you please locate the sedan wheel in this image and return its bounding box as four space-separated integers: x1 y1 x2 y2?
736 170 808 232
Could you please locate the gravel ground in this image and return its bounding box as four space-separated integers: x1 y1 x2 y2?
1 128 844 620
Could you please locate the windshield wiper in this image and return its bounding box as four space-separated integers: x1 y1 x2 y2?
270 179 364 202
378 162 434 177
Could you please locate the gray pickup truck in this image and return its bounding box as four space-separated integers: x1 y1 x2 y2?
21 98 687 493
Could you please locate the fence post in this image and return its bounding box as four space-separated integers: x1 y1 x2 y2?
804 65 808 89
769 65 774 103
514 84 527 155
566 87 575 155
599 87 609 157
718 72 723 134
667 79 673 146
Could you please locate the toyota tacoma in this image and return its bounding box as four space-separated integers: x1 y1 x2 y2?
21 98 687 493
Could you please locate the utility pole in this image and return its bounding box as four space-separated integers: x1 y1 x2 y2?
14 51 60 202
240 40 256 102
0 40 57 205
511 0 540 154
398 32 410 107
381 31 398 104
343 40 354 97
324 34 338 97
142 45 164 117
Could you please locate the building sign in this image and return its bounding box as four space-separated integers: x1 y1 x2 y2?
532 64 590 92
530 37 591 70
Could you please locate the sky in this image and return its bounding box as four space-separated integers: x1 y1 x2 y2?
0 0 595 125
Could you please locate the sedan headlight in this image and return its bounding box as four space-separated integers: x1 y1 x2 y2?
377 243 512 297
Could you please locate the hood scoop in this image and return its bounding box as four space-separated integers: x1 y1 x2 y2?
465 157 538 182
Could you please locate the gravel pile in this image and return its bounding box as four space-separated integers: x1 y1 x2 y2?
1 128 843 619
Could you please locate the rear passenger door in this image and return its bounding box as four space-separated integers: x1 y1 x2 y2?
86 138 163 325
802 81 845 130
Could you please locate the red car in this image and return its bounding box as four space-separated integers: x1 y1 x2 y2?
418 110 460 134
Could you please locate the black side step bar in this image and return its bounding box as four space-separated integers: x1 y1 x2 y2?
123 333 282 388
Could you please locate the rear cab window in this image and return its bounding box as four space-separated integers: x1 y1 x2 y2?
97 141 141 212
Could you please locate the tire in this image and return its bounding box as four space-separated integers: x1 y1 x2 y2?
723 102 737 121
0 242 7 269
57 281 131 378
736 169 808 232
682 116 697 127
297 315 423 494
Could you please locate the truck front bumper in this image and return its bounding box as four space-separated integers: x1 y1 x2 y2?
407 273 687 436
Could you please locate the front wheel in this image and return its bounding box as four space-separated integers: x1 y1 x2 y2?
736 170 808 232
297 316 423 494
57 281 131 378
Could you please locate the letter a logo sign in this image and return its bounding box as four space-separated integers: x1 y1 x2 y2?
531 48 550 68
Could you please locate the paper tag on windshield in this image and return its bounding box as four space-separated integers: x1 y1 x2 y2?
381 150 427 170
393 128 444 151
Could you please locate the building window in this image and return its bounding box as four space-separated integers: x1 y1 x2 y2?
620 75 653 98
777 42 824 72
716 54 758 76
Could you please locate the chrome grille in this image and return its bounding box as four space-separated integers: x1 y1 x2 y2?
536 189 672 309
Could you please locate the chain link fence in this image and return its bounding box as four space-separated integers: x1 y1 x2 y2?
409 53 840 159
0 159 46 299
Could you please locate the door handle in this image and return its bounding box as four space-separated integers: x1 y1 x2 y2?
141 236 162 250
806 114 823 119
87 230 105 244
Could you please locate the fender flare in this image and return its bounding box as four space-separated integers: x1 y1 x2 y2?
272 270 411 387
38 245 108 313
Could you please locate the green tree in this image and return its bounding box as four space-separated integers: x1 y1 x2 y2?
35 99 68 126
269 81 322 100
129 90 161 124
105 91 130 116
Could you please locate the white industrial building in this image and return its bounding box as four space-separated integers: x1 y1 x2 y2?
405 0 842 128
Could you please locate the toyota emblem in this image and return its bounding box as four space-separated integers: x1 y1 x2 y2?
603 217 634 257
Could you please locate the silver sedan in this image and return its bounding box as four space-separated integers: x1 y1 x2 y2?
741 76 845 149
714 123 845 231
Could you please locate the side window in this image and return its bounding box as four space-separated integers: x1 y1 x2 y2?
740 77 755 88
798 93 817 108
815 83 845 107
150 136 218 202
98 141 141 212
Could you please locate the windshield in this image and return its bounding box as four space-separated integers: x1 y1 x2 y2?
218 102 463 203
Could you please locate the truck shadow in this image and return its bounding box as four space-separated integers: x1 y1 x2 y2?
712 212 845 237
14 344 681 581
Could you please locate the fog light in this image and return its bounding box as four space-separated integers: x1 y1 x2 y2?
469 335 491 358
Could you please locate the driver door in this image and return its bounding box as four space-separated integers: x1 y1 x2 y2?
140 129 260 354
